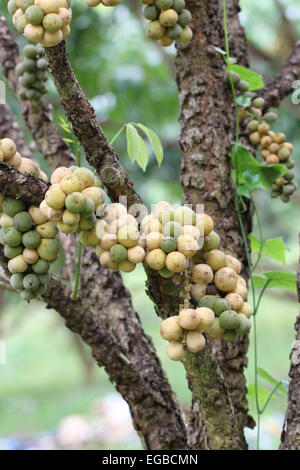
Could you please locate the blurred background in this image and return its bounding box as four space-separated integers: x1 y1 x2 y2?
0 0 299 451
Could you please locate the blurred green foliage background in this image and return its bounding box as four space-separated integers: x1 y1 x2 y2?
0 0 299 450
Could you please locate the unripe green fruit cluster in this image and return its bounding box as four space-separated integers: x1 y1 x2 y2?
17 44 48 108
41 166 105 249
142 0 193 48
160 306 215 361
10 0 72 47
227 70 297 203
85 0 122 8
0 193 58 302
0 137 48 180
96 203 145 273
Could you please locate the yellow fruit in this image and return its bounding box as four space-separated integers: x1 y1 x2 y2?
100 232 117 250
13 9 24 28
18 158 40 177
177 26 193 43
186 331 206 353
232 283 248 301
95 245 104 257
145 248 166 270
166 341 186 361
146 231 163 250
142 218 162 235
73 168 95 189
225 293 244 311
196 213 214 235
43 13 62 32
99 251 119 269
6 152 22 168
239 302 252 319
182 225 200 240
39 171 48 182
205 249 226 271
86 0 101 5
57 220 78 234
117 225 140 248
102 0 122 5
58 0 68 6
95 219 109 239
165 251 186 272
160 316 182 341
0 138 16 160
23 248 39 264
37 238 58 261
62 209 80 226
191 264 213 284
196 307 215 331
60 175 82 194
104 203 127 222
174 206 196 226
157 36 174 47
176 234 198 258
51 167 72 184
236 275 247 287
146 20 166 40
35 221 57 238
178 308 201 330
45 186 66 210
225 254 242 274
61 24 70 39
159 9 178 27
127 245 145 264
191 284 207 303
8 255 28 274
42 30 63 47
23 24 44 42
35 0 60 14
119 260 136 273
0 151 4 163
0 214 14 229
214 267 237 292
152 201 173 220
82 187 105 208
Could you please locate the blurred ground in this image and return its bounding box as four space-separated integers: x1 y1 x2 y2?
0 0 300 451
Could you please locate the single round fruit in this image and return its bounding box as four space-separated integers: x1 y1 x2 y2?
207 318 225 339
186 331 206 353
119 260 136 273
159 267 174 278
166 341 186 361
25 5 44 24
10 273 24 290
35 0 60 14
190 284 207 303
117 225 140 248
178 308 201 330
165 251 186 272
160 237 177 253
192 264 213 285
202 231 220 251
223 330 237 343
20 289 36 301
205 249 226 271
57 220 78 234
38 273 50 285
174 206 196 226
4 227 22 247
198 295 218 310
177 25 193 43
13 211 33 232
173 0 185 12
163 221 182 238
176 234 198 258
177 8 192 26
23 273 40 292
214 267 237 292
51 166 72 184
0 214 14 229
127 245 145 264
65 192 86 213
8 255 28 274
142 217 162 234
225 255 242 273
219 310 240 330
23 24 44 42
145 248 166 270
62 210 80 226
82 187 105 208
146 20 166 40
160 316 182 341
100 233 117 250
28 206 48 225
45 186 66 210
144 5 159 20
236 314 251 334
156 0 173 9
110 244 127 263
22 230 41 249
196 307 215 331
212 298 231 317
60 175 82 194
225 293 244 311
37 239 58 261
32 258 50 274
4 245 23 259
166 23 182 39
73 168 95 189
95 219 109 240
2 197 26 217
78 213 96 231
36 221 58 238
159 9 178 27
23 248 39 264
43 13 62 32
239 301 252 319
145 232 163 250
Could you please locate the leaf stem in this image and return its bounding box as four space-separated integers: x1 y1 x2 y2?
110 125 125 146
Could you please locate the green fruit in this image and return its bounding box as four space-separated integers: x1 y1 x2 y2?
38 272 50 284
223 330 238 343
160 237 177 253
177 25 193 43
16 62 26 76
16 15 27 34
227 70 241 85
219 310 240 330
22 230 41 249
42 13 62 32
207 318 225 340
174 206 196 225
81 197 95 215
2 197 26 217
270 191 280 198
32 259 50 274
199 295 218 310
173 0 185 12
57 220 78 234
36 284 47 295
4 227 22 247
23 273 40 292
282 184 295 196
23 58 36 72
237 80 250 92
37 239 58 261
236 314 251 334
25 5 45 24
286 159 295 169
163 221 182 238
155 0 173 9
8 0 18 15
159 267 174 278
110 244 127 263
252 97 265 109
13 211 33 232
73 168 95 189
284 171 294 181
62 210 80 226
146 21 166 40
4 245 23 259
144 5 159 20
36 58 47 70
280 194 290 203
22 72 36 86
35 43 44 55
177 9 192 26
0 214 14 229
10 273 24 290
202 231 220 251
20 289 35 301
20 0 34 12
79 213 96 230
247 120 259 132
212 298 231 317
167 23 182 39
65 192 86 213
23 44 38 59
263 112 277 123
278 148 290 162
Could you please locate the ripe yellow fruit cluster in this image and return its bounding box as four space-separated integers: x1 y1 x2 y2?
0 137 47 180
244 97 297 203
85 0 122 7
160 307 215 361
0 194 59 301
142 0 193 47
9 0 72 47
40 166 105 246
95 203 145 272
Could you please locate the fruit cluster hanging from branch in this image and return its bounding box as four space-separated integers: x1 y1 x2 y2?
17 44 48 107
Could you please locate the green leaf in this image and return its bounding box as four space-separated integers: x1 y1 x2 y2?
247 384 272 408
63 138 75 144
226 64 264 90
257 367 287 396
249 236 289 264
125 123 140 164
134 123 164 167
253 271 296 291
135 133 149 172
248 234 261 253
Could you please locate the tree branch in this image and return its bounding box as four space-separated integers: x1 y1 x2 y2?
0 16 75 169
0 162 49 203
258 40 300 109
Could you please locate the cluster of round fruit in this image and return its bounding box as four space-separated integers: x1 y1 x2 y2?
160 307 215 361
85 0 122 7
245 97 297 203
142 0 193 47
17 44 48 108
0 194 58 301
40 166 105 246
227 71 297 203
0 137 48 180
95 203 146 273
9 0 72 47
